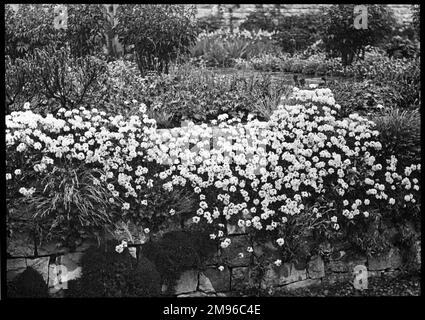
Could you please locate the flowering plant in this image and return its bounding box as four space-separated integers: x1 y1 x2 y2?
6 101 159 244
152 87 421 260
6 87 421 261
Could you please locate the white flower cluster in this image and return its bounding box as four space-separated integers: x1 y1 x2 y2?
6 102 160 211
151 88 421 246
6 88 421 254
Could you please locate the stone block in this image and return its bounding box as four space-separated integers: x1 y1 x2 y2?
49 252 83 291
322 272 351 286
220 235 251 267
198 272 215 293
368 248 403 271
7 231 35 257
231 266 253 291
227 223 247 235
6 258 27 282
282 278 321 291
308 255 325 279
204 266 231 292
262 262 307 289
174 269 199 295
26 256 50 284
37 241 70 256
327 252 367 273
178 291 215 297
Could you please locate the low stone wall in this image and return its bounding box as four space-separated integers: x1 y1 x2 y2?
6 226 420 297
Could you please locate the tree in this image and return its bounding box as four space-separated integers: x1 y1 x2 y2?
322 4 396 65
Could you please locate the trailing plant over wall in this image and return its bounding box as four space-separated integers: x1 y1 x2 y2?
6 88 421 265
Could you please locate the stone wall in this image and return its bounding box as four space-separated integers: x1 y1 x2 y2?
195 4 414 26
6 222 420 297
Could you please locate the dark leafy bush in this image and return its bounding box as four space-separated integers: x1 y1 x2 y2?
343 51 420 109
139 65 292 127
322 5 396 65
5 4 110 60
197 13 225 32
273 13 325 54
6 46 107 114
67 242 161 297
385 35 418 59
239 5 278 32
142 230 217 295
115 5 198 76
8 267 49 298
66 4 108 58
5 4 67 60
328 80 402 117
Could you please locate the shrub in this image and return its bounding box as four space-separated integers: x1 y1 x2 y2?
67 242 161 297
372 108 421 167
155 87 420 260
273 13 325 54
197 13 225 32
8 267 48 298
6 102 158 246
345 50 421 109
6 46 107 114
138 65 291 127
115 5 198 76
239 5 278 32
322 5 396 65
142 230 217 294
385 35 418 59
66 4 108 58
5 4 66 60
248 53 283 72
328 80 402 117
190 28 278 68
5 4 110 60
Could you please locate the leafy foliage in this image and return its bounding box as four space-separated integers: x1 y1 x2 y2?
115 5 198 76
5 4 67 60
322 5 396 65
6 47 107 114
66 4 108 58
372 108 421 167
7 267 49 298
67 242 161 297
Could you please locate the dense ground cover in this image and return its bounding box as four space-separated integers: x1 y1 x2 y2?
5 4 420 297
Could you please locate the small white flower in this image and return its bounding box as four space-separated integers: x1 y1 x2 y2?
121 240 128 248
218 265 225 271
6 173 12 180
247 246 253 253
276 238 285 246
331 216 337 223
115 244 124 253
169 208 176 215
274 259 282 266
144 228 150 234
363 211 370 218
